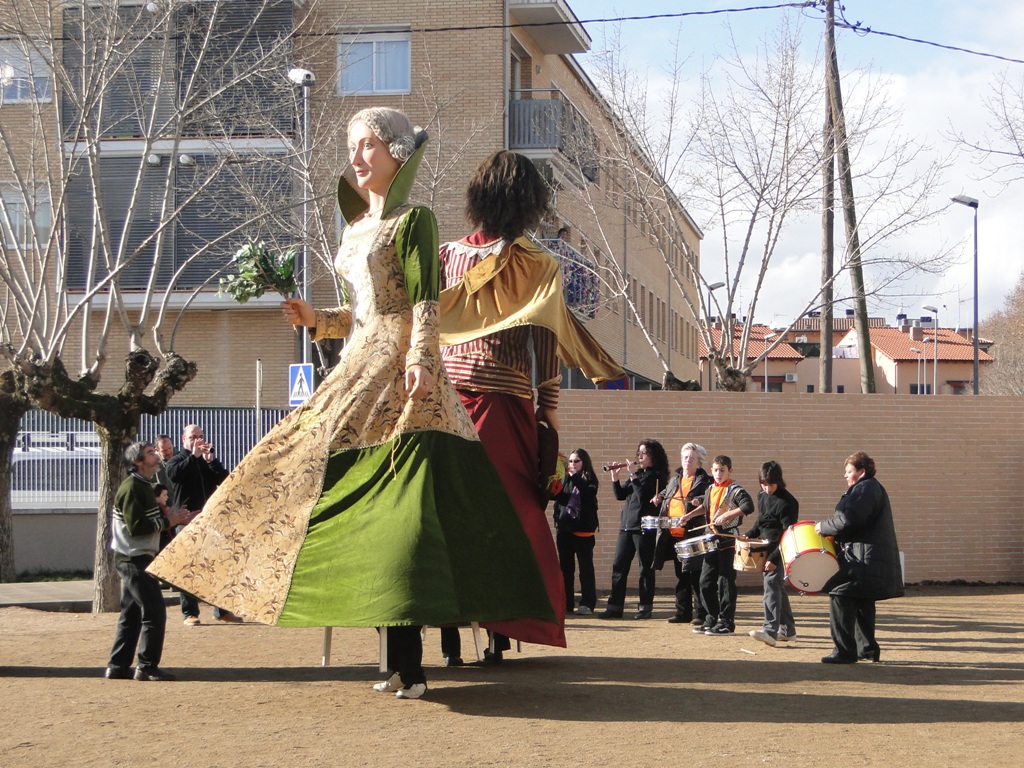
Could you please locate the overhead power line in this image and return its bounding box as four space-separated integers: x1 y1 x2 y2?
4 1 1022 66
830 18 1024 66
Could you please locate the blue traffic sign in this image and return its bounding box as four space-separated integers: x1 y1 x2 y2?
289 363 314 406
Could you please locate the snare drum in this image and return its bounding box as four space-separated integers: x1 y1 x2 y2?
779 521 839 593
675 533 718 561
641 515 661 531
733 539 769 573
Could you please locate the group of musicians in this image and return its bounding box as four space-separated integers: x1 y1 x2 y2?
556 442 904 664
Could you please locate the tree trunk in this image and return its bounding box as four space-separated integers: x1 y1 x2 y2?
92 425 134 611
9 348 196 611
825 0 875 393
715 361 748 392
0 389 31 581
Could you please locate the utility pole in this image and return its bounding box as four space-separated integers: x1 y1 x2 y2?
820 98 835 393
825 0 875 392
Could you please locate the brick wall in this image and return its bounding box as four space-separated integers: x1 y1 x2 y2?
556 390 1024 589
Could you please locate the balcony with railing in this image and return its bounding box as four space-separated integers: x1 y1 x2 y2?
537 237 599 319
509 89 599 184
508 0 591 54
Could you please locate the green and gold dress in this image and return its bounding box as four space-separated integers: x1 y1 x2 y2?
149 142 555 630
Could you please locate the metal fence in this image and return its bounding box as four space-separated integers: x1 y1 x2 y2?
12 407 290 509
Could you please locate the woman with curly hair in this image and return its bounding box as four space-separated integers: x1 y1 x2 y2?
599 439 670 619
437 150 622 658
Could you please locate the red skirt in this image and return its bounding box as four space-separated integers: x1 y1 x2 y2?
459 391 567 647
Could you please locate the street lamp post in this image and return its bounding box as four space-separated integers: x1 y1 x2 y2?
288 67 316 366
763 332 777 394
951 195 980 394
910 346 922 395
923 304 939 395
705 281 725 391
922 338 934 395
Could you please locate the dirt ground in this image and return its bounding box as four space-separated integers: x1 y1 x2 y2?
2 584 1022 768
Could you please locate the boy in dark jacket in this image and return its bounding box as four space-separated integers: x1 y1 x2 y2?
744 461 799 647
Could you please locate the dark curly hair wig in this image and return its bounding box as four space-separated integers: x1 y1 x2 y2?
465 150 550 242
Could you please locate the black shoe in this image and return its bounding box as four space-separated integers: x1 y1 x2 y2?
820 653 857 665
858 652 880 663
104 666 132 680
705 624 734 636
134 666 177 681
443 656 464 667
633 609 652 620
693 623 714 634
597 609 623 619
667 615 692 624
481 649 503 665
691 618 706 626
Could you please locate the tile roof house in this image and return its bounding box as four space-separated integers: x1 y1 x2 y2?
835 326 993 395
699 323 805 392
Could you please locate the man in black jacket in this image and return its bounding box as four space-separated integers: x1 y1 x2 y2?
166 424 238 625
816 452 904 664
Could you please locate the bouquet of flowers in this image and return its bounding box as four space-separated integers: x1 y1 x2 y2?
219 240 298 303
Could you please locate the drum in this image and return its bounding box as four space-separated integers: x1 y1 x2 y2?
733 539 769 573
641 515 661 531
675 533 717 561
780 521 839 593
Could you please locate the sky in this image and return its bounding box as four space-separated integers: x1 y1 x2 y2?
570 1 1024 331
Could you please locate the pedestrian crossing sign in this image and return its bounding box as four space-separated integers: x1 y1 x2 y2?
289 363 314 406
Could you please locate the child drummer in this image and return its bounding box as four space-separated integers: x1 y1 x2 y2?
742 461 800 647
689 455 754 636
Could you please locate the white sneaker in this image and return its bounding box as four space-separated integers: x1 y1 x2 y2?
777 629 796 643
577 605 594 616
372 673 401 693
396 683 427 700
749 629 777 647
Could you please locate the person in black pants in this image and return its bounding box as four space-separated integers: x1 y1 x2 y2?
652 443 712 625
105 442 190 682
816 452 904 664
690 455 754 635
599 439 669 620
552 448 600 615
744 461 800 647
166 423 236 625
374 626 427 697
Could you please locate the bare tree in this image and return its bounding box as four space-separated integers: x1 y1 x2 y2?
0 0 319 602
979 273 1024 395
573 18 953 391
953 69 1024 185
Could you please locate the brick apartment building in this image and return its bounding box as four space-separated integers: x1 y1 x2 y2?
1 0 704 409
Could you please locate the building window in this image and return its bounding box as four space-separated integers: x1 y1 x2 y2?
0 188 51 248
836 384 846 394
910 383 931 395
64 154 291 291
806 384 815 393
0 42 52 104
339 33 411 95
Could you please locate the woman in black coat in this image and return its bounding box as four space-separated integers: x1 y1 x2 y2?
599 439 669 620
816 452 904 664
552 448 600 615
